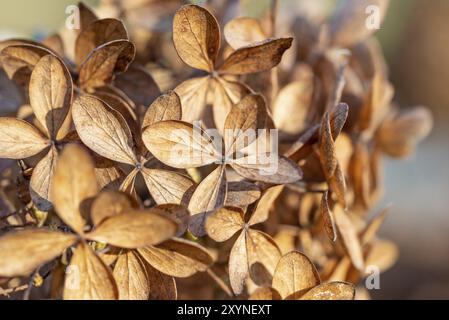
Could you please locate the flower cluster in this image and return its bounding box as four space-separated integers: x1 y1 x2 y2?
0 0 432 300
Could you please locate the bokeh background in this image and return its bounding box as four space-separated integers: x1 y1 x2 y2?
0 0 448 299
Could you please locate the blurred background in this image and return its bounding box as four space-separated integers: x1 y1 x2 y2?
0 0 448 299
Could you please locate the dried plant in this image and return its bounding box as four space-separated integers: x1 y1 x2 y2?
143 92 302 237
172 4 292 130
0 0 432 300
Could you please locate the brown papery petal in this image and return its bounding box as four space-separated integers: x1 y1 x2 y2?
154 204 190 236
377 107 433 158
224 18 266 50
205 207 244 242
218 38 293 75
225 181 261 208
246 230 282 288
330 103 349 140
0 229 76 277
365 239 398 273
91 190 134 226
272 80 313 136
0 118 48 159
285 104 348 161
232 155 302 184
211 78 251 133
113 251 150 300
175 77 210 123
86 209 178 248
188 165 227 237
30 146 58 211
119 169 139 200
142 120 221 169
319 112 347 207
78 2 98 31
63 242 118 300
93 90 139 140
173 4 220 72
272 251 321 300
320 191 337 242
0 44 52 86
247 185 284 227
94 157 125 191
75 18 128 67
141 168 194 206
145 262 177 300
334 205 364 271
29 55 72 139
72 94 138 165
224 93 267 155
79 40 135 90
137 238 213 278
249 287 281 301
300 282 355 300
0 39 51 54
228 231 248 295
51 144 99 234
142 90 182 130
320 112 338 175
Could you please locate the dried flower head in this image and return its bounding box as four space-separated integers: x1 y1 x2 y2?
0 0 433 300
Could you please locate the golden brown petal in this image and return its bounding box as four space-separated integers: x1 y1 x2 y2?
300 282 355 300
113 250 150 300
63 242 118 300
0 229 76 277
173 4 220 72
205 207 244 242
30 146 58 211
334 206 364 271
51 144 98 234
72 94 138 165
75 18 128 67
175 77 210 123
90 190 134 226
0 118 48 159
137 238 213 278
142 90 182 129
143 120 221 169
224 18 266 50
79 40 135 90
218 38 293 75
272 251 321 300
320 191 337 242
29 55 72 139
86 209 178 248
188 165 227 237
141 168 194 205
